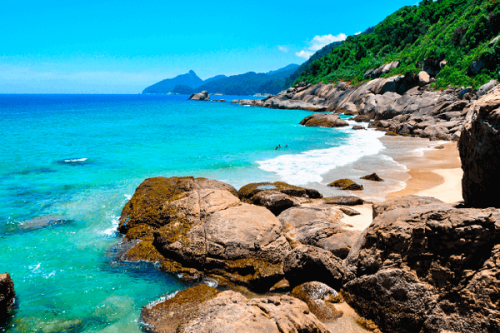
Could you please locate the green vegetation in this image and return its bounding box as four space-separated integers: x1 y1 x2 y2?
295 0 500 90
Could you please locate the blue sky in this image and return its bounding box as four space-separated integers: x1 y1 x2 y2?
0 0 419 93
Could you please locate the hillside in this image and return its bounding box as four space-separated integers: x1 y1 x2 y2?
195 66 298 95
293 0 500 90
142 70 204 94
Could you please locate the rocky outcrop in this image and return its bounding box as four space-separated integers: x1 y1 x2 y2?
327 179 363 191
278 205 362 258
142 284 329 333
238 75 473 141
363 61 400 79
459 86 500 207
0 273 15 322
299 113 349 128
476 80 498 98
284 245 350 289
343 199 500 333
118 176 291 291
188 90 210 101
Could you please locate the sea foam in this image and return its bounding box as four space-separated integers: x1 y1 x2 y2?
257 127 386 185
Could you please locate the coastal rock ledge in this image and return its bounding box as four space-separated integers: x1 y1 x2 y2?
343 197 500 333
141 284 328 333
0 273 15 322
117 176 350 292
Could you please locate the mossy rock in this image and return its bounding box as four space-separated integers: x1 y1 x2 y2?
327 179 364 191
290 282 343 321
124 240 164 262
141 284 220 333
385 131 398 136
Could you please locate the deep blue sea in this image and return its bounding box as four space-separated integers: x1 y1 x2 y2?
0 94 386 332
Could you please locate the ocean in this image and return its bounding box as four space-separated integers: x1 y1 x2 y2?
0 94 401 332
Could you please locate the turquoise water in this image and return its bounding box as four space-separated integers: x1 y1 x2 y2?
0 94 360 332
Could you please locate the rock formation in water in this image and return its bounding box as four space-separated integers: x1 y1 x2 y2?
299 113 349 128
188 90 210 101
0 273 15 322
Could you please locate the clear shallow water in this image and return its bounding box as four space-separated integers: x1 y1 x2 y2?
0 94 380 332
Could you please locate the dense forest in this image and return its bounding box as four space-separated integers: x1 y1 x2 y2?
294 0 500 89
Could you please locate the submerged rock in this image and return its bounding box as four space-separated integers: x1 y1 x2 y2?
327 179 363 191
0 273 15 322
142 284 328 333
459 86 500 207
343 202 500 333
299 113 349 128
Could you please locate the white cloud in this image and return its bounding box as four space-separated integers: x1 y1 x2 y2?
278 45 289 53
354 31 362 35
295 50 314 59
295 33 347 59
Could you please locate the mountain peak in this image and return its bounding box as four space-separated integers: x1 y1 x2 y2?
188 70 196 75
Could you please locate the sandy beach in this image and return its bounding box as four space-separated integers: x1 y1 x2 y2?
341 136 463 234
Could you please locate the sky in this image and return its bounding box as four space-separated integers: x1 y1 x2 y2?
0 0 420 94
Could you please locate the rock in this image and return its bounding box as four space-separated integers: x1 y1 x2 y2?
352 114 371 122
344 204 500 333
360 173 383 181
238 181 322 203
476 80 498 98
490 35 500 46
458 86 473 99
459 86 500 208
468 60 485 76
290 282 342 320
231 99 239 103
339 207 360 216
118 176 291 291
440 60 448 68
299 113 349 128
327 179 363 191
189 91 210 101
372 195 443 219
278 205 361 258
248 190 300 216
284 245 350 289
352 125 366 130
338 102 358 115
0 273 15 322
418 71 430 86
142 284 329 333
323 196 364 206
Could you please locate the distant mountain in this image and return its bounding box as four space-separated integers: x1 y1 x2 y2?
194 65 299 95
143 70 203 94
266 64 300 75
203 74 227 84
144 64 300 95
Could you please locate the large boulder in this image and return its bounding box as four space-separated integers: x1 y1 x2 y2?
119 176 291 291
372 195 443 218
142 284 329 333
188 91 210 101
459 86 500 207
343 201 500 333
299 113 349 128
0 273 15 322
278 205 361 258
476 80 498 98
249 190 300 216
284 245 351 289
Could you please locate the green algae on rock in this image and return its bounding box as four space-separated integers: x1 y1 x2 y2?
327 179 364 191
